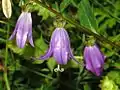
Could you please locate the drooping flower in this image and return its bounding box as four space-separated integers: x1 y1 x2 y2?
39 28 75 65
2 0 12 18
84 44 105 76
9 12 34 48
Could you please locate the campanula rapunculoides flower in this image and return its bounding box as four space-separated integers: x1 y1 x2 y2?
39 28 75 65
84 44 105 76
9 12 34 48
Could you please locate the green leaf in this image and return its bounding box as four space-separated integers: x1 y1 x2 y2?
0 38 6 43
28 3 55 20
8 41 24 55
84 84 91 90
0 28 6 33
67 56 83 68
38 5 55 20
100 76 118 90
71 0 81 7
60 0 71 12
47 58 56 72
8 41 34 58
34 35 48 57
109 34 120 42
107 71 120 85
23 45 34 57
78 0 98 34
19 0 28 6
33 35 48 64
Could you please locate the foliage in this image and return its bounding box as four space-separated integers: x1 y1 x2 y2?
0 0 120 90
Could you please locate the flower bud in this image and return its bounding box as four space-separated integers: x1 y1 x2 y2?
2 0 12 18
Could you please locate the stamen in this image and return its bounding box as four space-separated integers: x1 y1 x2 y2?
54 64 64 72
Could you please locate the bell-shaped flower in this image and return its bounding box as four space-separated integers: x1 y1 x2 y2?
9 12 34 48
39 28 75 65
84 44 105 76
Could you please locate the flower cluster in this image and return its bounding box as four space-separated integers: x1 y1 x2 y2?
9 11 105 76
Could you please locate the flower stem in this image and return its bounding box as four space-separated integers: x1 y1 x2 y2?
32 0 120 49
3 23 10 90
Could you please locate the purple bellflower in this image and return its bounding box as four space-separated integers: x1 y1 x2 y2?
84 44 105 76
9 12 34 48
39 28 75 65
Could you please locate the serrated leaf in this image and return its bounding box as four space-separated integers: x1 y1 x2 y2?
100 76 118 90
47 58 56 72
38 6 55 20
8 41 34 57
68 56 83 68
8 41 24 55
33 35 48 64
107 71 120 85
109 34 120 42
60 0 71 12
23 45 34 57
78 0 98 34
28 3 55 20
34 35 48 57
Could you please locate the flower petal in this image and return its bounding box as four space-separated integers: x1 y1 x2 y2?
50 28 60 48
94 45 104 64
53 29 69 64
28 29 34 47
16 28 28 48
16 12 29 48
40 47 53 60
84 45 104 76
27 13 34 47
61 28 75 60
9 12 25 40
53 48 68 64
9 28 17 40
89 47 102 76
84 47 94 72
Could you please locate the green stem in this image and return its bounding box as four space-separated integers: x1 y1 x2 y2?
32 0 120 49
3 23 10 90
0 20 13 26
0 28 6 33
21 65 54 80
0 20 8 25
